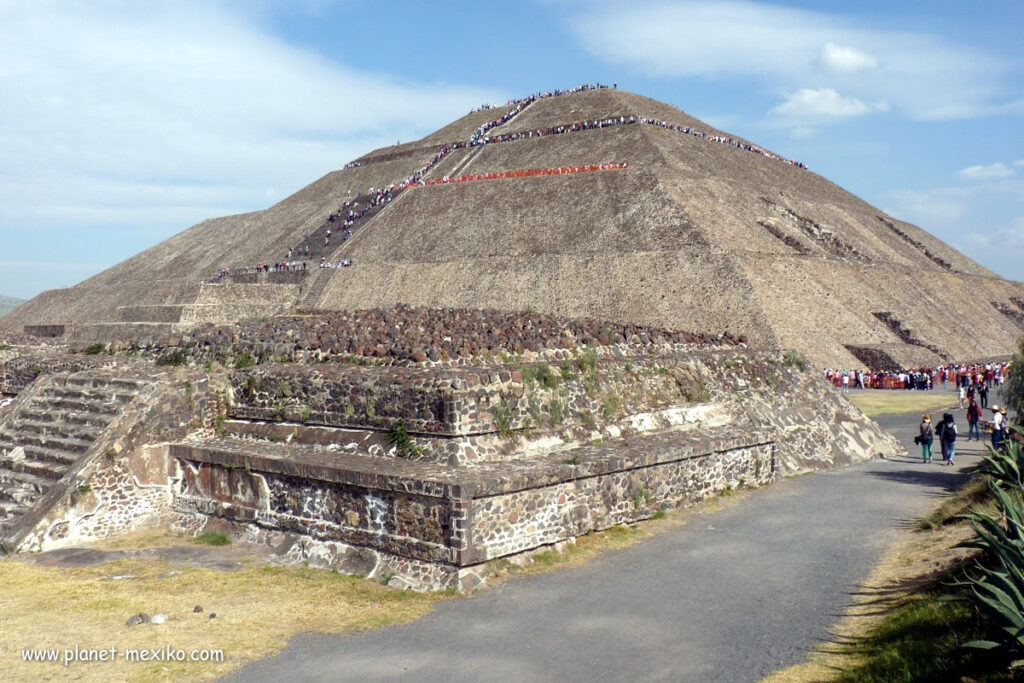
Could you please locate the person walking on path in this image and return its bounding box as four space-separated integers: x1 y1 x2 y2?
937 412 957 466
992 405 1005 452
967 400 982 441
918 414 934 463
958 385 966 409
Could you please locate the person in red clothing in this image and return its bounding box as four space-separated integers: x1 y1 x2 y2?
966 398 982 441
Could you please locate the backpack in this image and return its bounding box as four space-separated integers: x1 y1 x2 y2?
944 422 956 442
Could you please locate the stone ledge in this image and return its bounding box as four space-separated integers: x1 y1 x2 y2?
171 426 773 501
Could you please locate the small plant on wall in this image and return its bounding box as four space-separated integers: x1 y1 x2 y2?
388 419 423 459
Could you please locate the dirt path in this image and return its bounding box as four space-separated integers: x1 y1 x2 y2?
226 407 978 682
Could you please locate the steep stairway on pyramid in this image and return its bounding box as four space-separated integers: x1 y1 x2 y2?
0 371 146 550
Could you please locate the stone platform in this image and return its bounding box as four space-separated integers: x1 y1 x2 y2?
0 335 904 591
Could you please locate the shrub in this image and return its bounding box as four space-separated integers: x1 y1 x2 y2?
387 419 422 458
578 349 599 373
602 392 622 419
1001 335 1024 426
560 360 576 381
84 343 105 355
782 349 809 372
234 352 256 369
523 362 559 389
493 403 514 437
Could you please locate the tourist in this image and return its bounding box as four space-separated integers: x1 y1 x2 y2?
937 412 957 466
966 399 981 441
991 405 1004 452
918 414 934 463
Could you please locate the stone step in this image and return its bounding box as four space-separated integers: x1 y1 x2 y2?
9 418 101 442
18 407 111 428
0 499 32 521
8 457 65 482
0 469 50 506
65 375 145 392
0 431 92 455
29 396 122 417
45 386 135 405
0 441 80 468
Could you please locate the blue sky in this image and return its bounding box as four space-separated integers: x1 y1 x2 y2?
1 0 1022 299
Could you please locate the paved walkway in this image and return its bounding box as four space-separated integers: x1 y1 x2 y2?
228 405 986 682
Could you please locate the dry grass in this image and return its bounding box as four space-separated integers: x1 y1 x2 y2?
0 489 755 682
847 391 957 418
0 550 444 682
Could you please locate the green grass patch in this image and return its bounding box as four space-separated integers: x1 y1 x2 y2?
836 591 1009 682
847 391 957 418
191 531 230 547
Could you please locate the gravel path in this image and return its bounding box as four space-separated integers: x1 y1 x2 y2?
228 403 985 682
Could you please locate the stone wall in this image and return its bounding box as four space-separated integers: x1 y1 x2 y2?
178 283 300 326
228 364 522 436
222 348 900 471
169 429 773 591
0 353 114 394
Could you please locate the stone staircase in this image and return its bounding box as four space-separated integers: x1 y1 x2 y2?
0 373 145 548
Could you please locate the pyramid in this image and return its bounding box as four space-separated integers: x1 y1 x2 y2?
5 86 1024 369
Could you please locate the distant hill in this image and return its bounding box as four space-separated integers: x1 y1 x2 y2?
0 295 25 318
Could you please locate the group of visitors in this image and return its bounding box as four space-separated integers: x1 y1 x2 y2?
918 403 1013 466
824 363 1011 392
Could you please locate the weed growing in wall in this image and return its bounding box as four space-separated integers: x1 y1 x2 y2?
234 352 256 369
493 403 514 437
387 419 422 458
602 392 622 419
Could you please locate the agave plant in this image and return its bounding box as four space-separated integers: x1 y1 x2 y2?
978 426 1024 489
946 432 1024 658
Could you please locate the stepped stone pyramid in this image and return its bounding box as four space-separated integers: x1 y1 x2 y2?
4 86 1023 368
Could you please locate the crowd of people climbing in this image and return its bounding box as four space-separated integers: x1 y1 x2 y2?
212 82 811 279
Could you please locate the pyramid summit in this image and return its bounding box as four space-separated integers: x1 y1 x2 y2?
5 84 1023 368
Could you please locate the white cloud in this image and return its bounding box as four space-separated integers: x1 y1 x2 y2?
772 88 889 119
820 42 878 73
0 1 501 238
885 179 1024 282
1015 160 1024 167
570 1 1013 120
958 163 1015 180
